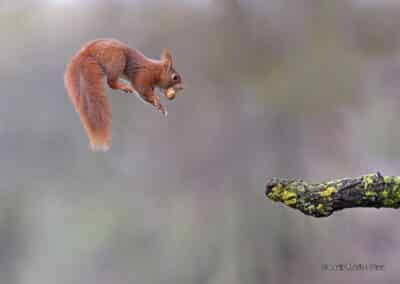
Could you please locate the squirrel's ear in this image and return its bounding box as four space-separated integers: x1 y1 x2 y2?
161 48 173 71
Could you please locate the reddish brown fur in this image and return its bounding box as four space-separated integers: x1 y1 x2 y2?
64 38 183 151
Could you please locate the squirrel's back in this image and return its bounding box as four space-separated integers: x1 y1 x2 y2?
73 39 149 72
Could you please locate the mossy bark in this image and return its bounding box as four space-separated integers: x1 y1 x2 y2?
265 172 400 217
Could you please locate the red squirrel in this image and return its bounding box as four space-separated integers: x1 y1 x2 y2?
64 38 183 151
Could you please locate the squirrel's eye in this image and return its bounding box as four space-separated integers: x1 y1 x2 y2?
172 74 178 81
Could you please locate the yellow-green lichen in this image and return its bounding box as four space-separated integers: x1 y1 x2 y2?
297 185 306 193
384 176 393 183
359 175 400 207
365 191 377 197
307 205 315 214
363 174 375 190
319 186 336 199
391 185 400 205
267 184 297 207
380 184 400 207
267 184 284 201
316 203 327 215
282 191 297 206
383 198 394 206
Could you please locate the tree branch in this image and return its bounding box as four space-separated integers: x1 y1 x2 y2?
265 172 400 217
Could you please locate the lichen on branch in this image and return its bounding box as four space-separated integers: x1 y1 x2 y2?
265 172 400 217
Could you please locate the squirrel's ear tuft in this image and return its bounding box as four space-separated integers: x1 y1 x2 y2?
161 48 173 71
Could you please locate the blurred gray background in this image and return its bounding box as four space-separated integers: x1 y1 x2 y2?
1 0 400 283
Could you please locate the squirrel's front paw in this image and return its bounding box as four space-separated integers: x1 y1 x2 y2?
121 86 134 93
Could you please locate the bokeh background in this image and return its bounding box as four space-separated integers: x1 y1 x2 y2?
1 0 400 283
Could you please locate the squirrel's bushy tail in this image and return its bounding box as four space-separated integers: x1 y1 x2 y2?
64 56 111 152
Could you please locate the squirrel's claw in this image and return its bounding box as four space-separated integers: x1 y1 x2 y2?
158 105 168 118
121 86 134 93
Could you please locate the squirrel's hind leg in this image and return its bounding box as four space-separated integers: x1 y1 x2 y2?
105 51 134 94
